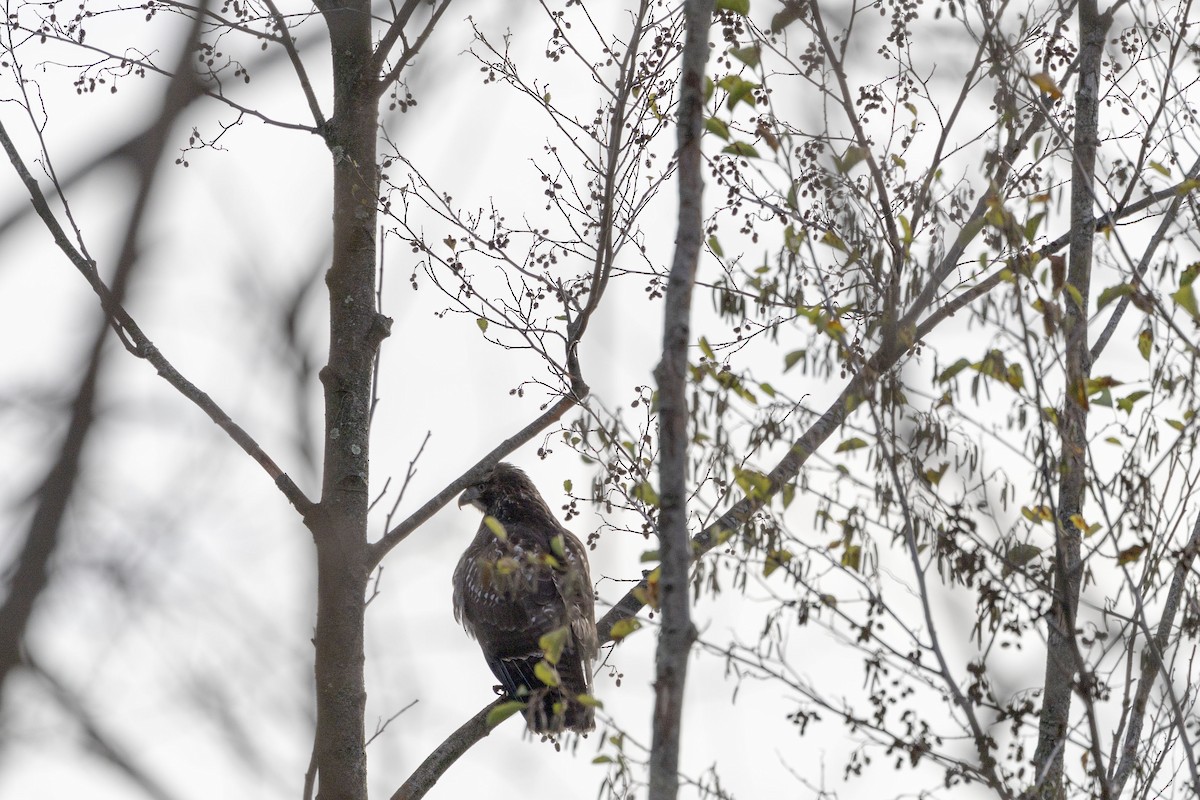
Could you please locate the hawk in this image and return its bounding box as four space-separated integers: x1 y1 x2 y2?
453 462 596 733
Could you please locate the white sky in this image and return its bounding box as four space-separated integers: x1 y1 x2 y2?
1 1 1195 799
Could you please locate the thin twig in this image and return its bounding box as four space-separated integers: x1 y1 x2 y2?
366 699 419 747
0 122 316 518
368 397 575 567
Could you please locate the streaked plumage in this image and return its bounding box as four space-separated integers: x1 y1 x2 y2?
453 463 596 734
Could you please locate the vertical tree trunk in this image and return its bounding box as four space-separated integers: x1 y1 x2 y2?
310 1 386 798
648 1 713 798
1029 2 1109 797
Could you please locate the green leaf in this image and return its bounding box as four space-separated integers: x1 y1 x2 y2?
476 317 489 333
716 75 758 110
631 481 659 506
486 701 526 728
1097 283 1131 310
835 145 867 174
534 659 560 687
704 116 731 140
483 515 507 541
937 358 972 383
1003 543 1041 577
1172 284 1199 319
699 336 716 360
763 548 793 577
821 229 847 252
770 2 803 31
955 215 987 248
730 45 761 68
716 0 750 15
1116 390 1150 414
639 549 660 563
722 141 760 158
924 462 949 486
539 626 569 665
784 349 805 372
841 544 861 572
609 618 642 640
707 236 724 258
1149 160 1171 177
1023 212 1045 243
1007 543 1042 566
563 479 573 493
550 534 566 559
834 437 868 453
576 693 604 708
734 467 772 500
592 755 614 765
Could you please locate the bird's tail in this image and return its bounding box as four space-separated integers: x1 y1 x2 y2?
489 653 595 734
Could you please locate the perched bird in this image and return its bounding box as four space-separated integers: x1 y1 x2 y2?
453 462 597 734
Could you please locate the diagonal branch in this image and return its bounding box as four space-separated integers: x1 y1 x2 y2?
0 114 315 518
367 396 576 568
1110 515 1200 795
392 139 1200 796
374 0 454 97
262 0 328 131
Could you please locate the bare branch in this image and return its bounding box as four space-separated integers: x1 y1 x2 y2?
647 1 712 798
388 698 509 800
0 122 316 518
368 396 577 568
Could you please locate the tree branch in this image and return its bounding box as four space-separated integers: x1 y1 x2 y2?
367 396 576 568
647 1 712 798
0 121 316 518
1110 515 1200 795
1029 4 1111 796
387 698 508 800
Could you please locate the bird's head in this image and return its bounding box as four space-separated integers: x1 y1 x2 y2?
457 462 539 517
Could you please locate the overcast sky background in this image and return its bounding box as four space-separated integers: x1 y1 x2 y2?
1 1 1179 798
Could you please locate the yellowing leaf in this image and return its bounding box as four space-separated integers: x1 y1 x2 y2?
575 693 604 708
1138 329 1153 361
1117 543 1146 565
608 618 642 640
716 0 749 15
821 229 848 252
841 544 861 572
1029 72 1063 99
483 515 507 541
486 700 526 728
835 437 868 453
539 626 569 665
550 534 566 559
534 659 560 687
476 317 489 333
1171 285 1199 319
1149 160 1171 177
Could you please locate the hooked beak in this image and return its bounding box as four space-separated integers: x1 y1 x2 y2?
457 485 482 510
